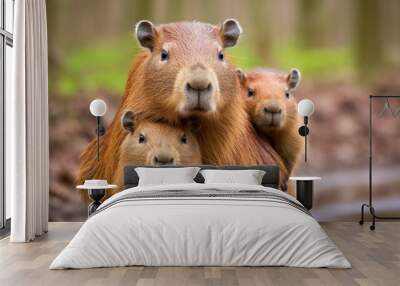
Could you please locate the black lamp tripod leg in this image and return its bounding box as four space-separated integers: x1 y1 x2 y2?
369 206 376 231
359 203 367 225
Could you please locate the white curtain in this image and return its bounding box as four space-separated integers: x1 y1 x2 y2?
8 0 49 242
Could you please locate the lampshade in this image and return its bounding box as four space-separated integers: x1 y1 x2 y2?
298 99 315 116
89 99 107 117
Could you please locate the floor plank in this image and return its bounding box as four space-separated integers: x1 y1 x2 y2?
0 222 399 286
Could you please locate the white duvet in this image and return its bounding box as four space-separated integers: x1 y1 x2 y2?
50 183 350 269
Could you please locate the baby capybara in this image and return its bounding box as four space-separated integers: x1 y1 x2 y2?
113 111 202 191
238 68 303 174
79 20 288 190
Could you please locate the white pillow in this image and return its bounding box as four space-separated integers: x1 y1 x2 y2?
135 167 200 186
200 169 266 185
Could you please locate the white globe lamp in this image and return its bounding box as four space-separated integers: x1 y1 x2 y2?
298 99 315 117
90 99 107 117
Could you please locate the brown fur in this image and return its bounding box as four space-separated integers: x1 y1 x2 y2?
239 69 303 174
78 21 288 191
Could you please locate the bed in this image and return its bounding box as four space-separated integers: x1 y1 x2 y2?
50 165 350 269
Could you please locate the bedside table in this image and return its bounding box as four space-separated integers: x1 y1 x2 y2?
77 180 117 216
289 177 321 210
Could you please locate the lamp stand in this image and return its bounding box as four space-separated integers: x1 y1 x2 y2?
359 95 400 231
298 116 310 163
95 116 106 162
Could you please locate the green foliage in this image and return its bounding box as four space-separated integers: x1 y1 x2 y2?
53 39 354 97
274 42 355 75
55 39 139 96
230 41 355 75
228 43 263 70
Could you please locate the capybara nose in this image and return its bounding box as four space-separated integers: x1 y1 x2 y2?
185 63 213 97
264 106 282 114
182 63 216 112
186 82 212 94
153 154 175 165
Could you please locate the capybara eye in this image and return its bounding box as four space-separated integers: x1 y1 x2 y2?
180 134 188 144
138 133 146 144
160 49 169 61
285 91 290 99
218 50 224 61
247 88 255 97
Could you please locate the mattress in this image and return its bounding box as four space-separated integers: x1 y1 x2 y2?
50 183 350 269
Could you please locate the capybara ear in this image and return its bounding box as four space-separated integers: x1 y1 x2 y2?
135 20 157 51
236 68 247 86
287 68 301 90
121 111 136 133
220 19 242 48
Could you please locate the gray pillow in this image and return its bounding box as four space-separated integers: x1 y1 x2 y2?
135 167 200 186
200 169 266 185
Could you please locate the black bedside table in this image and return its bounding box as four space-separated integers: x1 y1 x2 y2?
77 180 117 216
289 177 321 210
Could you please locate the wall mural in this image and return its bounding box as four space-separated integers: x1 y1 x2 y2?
48 0 400 222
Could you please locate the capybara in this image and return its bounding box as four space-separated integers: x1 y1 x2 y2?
113 111 202 191
237 68 303 174
79 20 288 191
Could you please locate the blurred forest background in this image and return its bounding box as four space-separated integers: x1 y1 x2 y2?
46 0 400 221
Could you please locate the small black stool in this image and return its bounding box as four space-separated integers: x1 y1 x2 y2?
77 181 117 216
289 177 321 210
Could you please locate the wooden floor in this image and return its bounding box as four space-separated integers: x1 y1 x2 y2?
0 222 399 286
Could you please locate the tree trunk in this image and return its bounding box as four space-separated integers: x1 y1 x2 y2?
354 0 383 79
299 0 324 48
251 0 273 65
